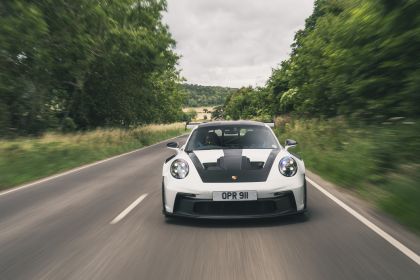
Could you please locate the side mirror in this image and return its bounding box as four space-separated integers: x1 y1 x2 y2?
285 139 297 150
166 142 179 149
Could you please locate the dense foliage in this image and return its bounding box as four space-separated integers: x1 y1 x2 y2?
224 0 420 121
276 117 420 232
0 0 184 136
182 84 236 107
224 87 274 121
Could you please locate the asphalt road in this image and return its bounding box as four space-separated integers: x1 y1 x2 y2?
0 135 419 280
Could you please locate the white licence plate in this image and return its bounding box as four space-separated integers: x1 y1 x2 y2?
213 191 257 201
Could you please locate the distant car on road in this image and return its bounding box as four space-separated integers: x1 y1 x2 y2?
162 120 306 219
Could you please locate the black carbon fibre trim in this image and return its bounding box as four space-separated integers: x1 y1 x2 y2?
289 151 302 160
189 149 279 183
165 154 176 163
172 191 297 217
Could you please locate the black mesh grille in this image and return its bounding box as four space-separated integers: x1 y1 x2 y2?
193 201 277 215
173 191 296 217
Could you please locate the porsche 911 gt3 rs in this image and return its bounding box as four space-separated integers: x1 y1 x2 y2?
162 120 307 219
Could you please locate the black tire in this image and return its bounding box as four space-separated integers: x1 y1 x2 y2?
303 178 307 210
162 179 174 221
161 179 167 216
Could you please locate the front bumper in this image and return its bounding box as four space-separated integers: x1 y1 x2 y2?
165 191 304 219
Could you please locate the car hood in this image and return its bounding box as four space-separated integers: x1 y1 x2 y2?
188 149 279 183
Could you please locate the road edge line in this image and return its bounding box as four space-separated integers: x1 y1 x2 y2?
0 133 188 197
307 177 420 266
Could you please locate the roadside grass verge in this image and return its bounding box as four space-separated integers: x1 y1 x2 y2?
274 117 420 233
0 123 186 191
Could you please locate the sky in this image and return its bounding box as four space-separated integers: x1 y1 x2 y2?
164 0 315 88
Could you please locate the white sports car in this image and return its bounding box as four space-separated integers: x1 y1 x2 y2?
162 120 307 219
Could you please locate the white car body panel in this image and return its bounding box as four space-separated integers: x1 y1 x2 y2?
241 149 273 164
193 150 224 164
162 121 306 218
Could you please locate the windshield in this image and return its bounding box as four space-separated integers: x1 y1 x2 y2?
185 125 279 151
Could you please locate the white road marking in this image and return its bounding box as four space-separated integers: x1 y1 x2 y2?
0 134 188 197
110 193 148 224
307 177 420 266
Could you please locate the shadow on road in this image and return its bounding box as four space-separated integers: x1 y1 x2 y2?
164 211 313 228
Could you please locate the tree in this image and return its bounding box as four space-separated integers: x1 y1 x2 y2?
182 84 237 107
224 0 420 120
0 0 185 135
0 1 51 134
211 106 225 120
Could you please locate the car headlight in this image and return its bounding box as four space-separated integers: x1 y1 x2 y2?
170 159 189 179
279 156 297 177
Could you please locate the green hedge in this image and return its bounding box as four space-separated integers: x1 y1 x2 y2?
275 117 420 233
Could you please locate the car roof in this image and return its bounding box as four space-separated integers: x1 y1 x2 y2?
197 120 267 128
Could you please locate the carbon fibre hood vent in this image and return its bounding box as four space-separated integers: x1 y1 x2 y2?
202 157 264 171
189 149 279 183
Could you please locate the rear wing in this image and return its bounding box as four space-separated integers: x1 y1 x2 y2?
185 122 203 130
185 121 275 130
